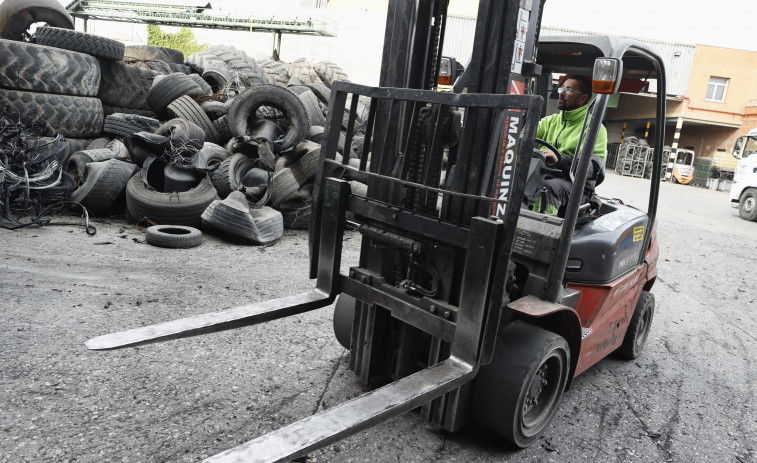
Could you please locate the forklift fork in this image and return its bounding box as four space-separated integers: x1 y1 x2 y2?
86 83 543 462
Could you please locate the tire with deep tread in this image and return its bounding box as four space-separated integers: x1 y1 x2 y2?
313 61 350 88
0 0 73 42
70 158 139 216
258 58 289 87
618 291 655 359
34 26 124 61
145 224 203 248
474 321 570 448
0 39 100 96
287 58 322 85
126 175 217 226
0 88 103 138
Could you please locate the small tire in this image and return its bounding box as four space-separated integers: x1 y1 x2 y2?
166 95 219 144
145 225 203 248
738 189 757 221
617 291 655 359
474 321 570 448
210 153 257 199
104 113 160 138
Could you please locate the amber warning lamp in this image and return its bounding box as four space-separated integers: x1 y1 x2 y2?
438 56 454 85
593 58 622 94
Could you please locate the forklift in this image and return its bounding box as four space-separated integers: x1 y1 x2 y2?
87 0 667 460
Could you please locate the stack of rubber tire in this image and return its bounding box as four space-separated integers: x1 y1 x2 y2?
0 0 369 246
614 137 654 179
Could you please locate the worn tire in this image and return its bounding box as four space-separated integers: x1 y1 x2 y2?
210 153 257 199
146 72 204 117
227 84 309 153
104 113 160 138
0 39 100 96
145 224 203 248
102 105 157 118
201 191 283 244
618 291 655 359
0 88 103 138
0 0 73 41
70 158 139 216
34 26 124 61
124 45 184 64
474 321 570 448
287 58 322 85
98 60 161 110
296 89 327 127
126 175 217 226
166 95 219 144
258 58 289 87
313 61 350 88
188 73 213 95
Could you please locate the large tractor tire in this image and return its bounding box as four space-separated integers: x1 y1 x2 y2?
34 26 125 61
0 39 101 96
0 88 103 138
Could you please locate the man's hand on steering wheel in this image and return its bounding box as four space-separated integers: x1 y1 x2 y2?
534 138 562 166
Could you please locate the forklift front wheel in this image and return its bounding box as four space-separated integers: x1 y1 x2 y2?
333 294 356 349
473 321 570 448
617 291 655 359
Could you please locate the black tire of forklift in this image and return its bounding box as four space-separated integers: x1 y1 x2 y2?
473 321 570 448
738 189 757 221
333 293 356 349
617 291 655 360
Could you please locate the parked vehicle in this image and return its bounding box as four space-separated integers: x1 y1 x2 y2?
729 128 757 220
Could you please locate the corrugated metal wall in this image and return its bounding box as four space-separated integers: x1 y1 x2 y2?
442 16 695 96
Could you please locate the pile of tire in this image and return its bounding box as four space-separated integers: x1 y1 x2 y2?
0 0 368 246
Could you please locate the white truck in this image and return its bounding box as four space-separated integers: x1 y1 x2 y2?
729 128 757 220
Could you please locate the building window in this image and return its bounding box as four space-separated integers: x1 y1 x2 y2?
705 76 728 102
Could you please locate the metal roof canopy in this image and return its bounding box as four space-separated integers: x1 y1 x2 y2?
65 1 338 37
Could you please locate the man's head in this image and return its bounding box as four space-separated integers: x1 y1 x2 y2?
557 75 592 111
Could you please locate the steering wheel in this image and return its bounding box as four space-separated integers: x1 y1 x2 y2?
534 137 562 166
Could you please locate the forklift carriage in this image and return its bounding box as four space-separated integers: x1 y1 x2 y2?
87 1 667 461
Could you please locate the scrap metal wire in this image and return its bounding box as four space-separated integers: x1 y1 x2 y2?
0 101 95 234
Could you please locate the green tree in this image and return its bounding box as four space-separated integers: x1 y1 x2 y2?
146 24 209 56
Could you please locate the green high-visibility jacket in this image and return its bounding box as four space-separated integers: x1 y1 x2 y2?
536 103 607 187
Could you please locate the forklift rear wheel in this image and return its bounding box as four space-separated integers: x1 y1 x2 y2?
617 291 655 359
473 321 570 448
333 294 356 349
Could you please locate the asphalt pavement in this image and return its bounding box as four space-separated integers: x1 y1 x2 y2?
2 171 755 463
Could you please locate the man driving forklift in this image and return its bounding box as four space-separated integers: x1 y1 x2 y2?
533 75 608 215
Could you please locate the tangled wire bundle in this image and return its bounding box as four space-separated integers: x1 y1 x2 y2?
0 105 95 234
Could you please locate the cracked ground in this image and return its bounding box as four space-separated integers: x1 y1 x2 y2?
2 171 756 462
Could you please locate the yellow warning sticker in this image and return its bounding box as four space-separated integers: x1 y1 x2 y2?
633 226 645 242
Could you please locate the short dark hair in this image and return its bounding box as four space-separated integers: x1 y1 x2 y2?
565 74 593 98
